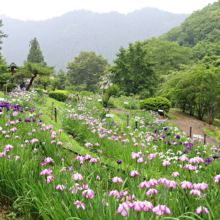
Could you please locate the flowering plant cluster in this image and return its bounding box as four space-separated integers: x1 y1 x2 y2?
0 92 219 219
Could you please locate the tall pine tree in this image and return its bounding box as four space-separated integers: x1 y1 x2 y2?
27 38 46 65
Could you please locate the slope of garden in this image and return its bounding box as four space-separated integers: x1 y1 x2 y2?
0 89 219 219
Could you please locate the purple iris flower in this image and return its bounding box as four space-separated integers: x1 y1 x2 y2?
24 118 31 122
117 160 122 165
32 118 37 122
205 157 212 163
166 133 170 136
176 135 180 139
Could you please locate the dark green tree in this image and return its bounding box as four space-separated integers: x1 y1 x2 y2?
67 51 109 92
27 38 46 65
0 19 7 48
110 41 156 96
57 69 67 90
13 63 54 91
0 65 11 87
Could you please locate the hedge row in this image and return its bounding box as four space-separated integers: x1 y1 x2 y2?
49 90 68 102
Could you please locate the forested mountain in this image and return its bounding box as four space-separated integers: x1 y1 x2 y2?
161 0 220 60
0 8 189 70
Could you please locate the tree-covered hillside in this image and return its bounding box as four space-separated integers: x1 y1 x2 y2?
0 8 189 70
161 0 220 60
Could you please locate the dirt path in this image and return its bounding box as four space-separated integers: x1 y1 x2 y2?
169 110 219 146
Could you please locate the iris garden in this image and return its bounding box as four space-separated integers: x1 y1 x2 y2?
0 88 219 219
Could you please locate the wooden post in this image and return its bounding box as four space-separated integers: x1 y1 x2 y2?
55 107 57 123
127 115 129 125
51 102 54 120
190 127 192 138
204 134 206 145
135 121 138 129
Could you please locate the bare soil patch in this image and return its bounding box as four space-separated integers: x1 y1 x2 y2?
168 110 219 146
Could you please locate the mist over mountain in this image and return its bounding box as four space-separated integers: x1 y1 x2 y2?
0 8 189 71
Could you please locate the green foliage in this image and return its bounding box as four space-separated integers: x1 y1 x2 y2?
140 96 171 112
14 62 54 90
49 90 68 102
0 65 11 86
51 78 60 91
56 69 67 90
67 51 110 92
142 38 192 76
41 76 50 90
103 84 120 107
161 1 220 60
27 38 46 65
111 41 156 95
158 61 220 124
3 83 17 92
0 19 7 48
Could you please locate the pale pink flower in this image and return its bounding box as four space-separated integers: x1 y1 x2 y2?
90 158 98 163
171 172 180 178
180 181 193 189
72 173 83 181
158 178 168 185
44 157 54 164
74 200 86 210
189 190 202 196
131 193 135 200
96 175 100 181
109 190 121 199
166 180 177 189
196 206 208 215
112 176 124 184
142 201 154 211
137 157 144 163
40 168 53 176
131 152 140 159
116 202 132 217
82 189 94 199
213 174 220 183
152 205 171 216
129 170 140 177
69 184 83 194
120 191 128 197
193 182 208 190
132 201 144 211
98 150 102 153
56 184 66 191
148 153 157 160
145 189 158 196
139 181 151 189
162 161 171 166
148 179 158 186
45 175 55 183
85 142 93 147
103 201 109 207
57 142 63 145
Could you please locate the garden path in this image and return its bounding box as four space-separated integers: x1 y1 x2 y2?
168 110 219 147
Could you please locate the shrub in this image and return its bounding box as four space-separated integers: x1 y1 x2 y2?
140 96 171 113
49 90 68 102
3 83 17 92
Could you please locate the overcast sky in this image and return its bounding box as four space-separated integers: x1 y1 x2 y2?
0 0 218 21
